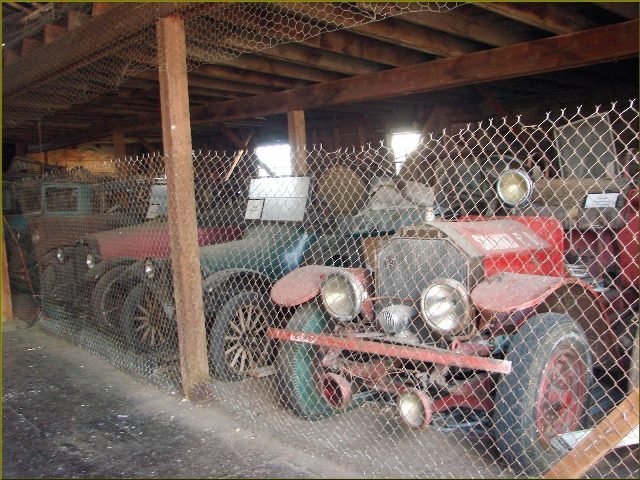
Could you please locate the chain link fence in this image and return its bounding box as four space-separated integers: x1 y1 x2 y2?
3 2 459 129
4 100 639 478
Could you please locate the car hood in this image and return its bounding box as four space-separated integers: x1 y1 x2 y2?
199 223 314 279
90 220 243 261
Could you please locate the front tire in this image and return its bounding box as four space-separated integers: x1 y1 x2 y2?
492 312 592 476
209 291 275 381
120 282 176 353
275 304 340 421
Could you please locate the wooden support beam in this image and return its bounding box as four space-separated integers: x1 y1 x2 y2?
44 24 66 44
31 20 640 152
478 2 599 35
3 49 21 66
134 136 157 154
92 3 114 17
21 37 41 56
2 236 14 321
67 10 89 30
189 20 638 125
157 15 209 401
112 132 126 160
394 7 541 47
280 2 484 57
288 110 307 175
544 388 639 479
3 3 196 97
596 2 639 19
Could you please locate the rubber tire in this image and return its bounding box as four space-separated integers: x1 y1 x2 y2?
89 265 129 333
120 282 176 353
492 312 593 476
275 303 341 421
209 290 273 382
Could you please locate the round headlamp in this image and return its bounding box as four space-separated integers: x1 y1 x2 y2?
31 232 40 244
144 258 156 279
320 271 364 322
419 278 472 338
56 247 65 264
85 253 96 270
497 168 533 207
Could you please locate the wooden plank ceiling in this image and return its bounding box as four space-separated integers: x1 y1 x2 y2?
2 2 638 152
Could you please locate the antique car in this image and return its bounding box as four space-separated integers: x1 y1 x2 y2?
4 172 148 298
117 167 435 380
267 168 638 475
40 179 245 331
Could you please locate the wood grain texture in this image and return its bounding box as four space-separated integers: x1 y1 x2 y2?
157 15 210 400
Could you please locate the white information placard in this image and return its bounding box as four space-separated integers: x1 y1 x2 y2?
146 204 159 219
245 198 264 220
584 193 619 208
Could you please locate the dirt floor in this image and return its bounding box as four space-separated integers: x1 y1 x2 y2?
2 317 362 478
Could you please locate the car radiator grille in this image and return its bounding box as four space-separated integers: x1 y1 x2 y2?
377 238 468 300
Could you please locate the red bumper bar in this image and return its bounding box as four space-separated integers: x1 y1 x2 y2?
267 328 512 375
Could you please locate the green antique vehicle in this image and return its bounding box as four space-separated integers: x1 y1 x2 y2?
117 168 436 380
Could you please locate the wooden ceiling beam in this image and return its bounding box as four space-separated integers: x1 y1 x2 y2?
3 2 201 97
477 2 599 35
188 44 343 83
194 64 305 89
392 6 542 47
191 19 386 76
28 20 640 152
596 3 639 19
278 3 484 57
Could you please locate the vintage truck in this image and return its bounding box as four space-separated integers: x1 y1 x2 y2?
116 167 436 380
267 166 638 475
4 171 148 297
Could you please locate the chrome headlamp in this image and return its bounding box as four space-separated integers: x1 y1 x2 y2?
31 232 40 244
497 168 533 207
320 271 365 322
85 253 96 270
56 247 65 264
144 258 156 279
419 278 472 338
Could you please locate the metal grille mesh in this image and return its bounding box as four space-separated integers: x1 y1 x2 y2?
4 100 639 478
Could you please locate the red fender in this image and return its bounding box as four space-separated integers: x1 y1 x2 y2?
472 272 618 366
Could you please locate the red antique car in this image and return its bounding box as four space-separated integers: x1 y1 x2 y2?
266 172 638 474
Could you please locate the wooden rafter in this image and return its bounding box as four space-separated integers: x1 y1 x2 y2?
477 2 599 35
26 20 638 152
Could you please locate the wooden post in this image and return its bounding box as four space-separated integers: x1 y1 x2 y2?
287 110 307 175
544 388 639 479
2 237 13 321
157 15 210 400
113 132 126 160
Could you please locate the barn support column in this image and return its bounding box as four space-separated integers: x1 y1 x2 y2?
288 110 307 175
2 239 13 321
157 15 210 401
113 132 126 160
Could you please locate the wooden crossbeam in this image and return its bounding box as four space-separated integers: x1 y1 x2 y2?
3 3 201 97
29 20 640 152
544 388 639 479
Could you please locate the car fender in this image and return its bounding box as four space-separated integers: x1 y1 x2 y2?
271 265 371 308
83 258 137 284
472 272 617 366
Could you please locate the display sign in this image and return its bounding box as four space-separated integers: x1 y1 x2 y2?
584 192 619 208
245 177 310 222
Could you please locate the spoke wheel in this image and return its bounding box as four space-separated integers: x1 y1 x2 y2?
209 290 275 382
89 265 129 332
121 283 176 353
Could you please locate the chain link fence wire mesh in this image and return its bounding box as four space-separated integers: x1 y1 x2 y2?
3 2 460 129
4 100 639 478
